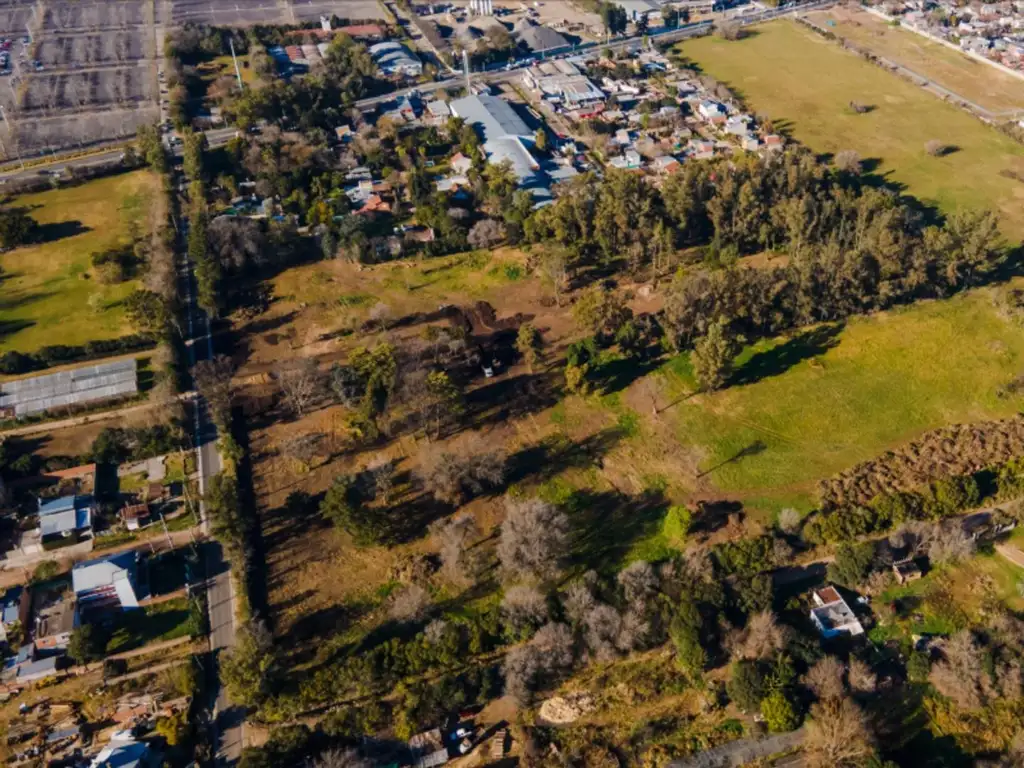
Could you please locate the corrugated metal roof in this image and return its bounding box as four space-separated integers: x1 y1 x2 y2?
1 359 137 417
450 94 532 142
73 551 138 608
88 740 149 768
16 656 58 681
40 509 78 537
39 494 90 516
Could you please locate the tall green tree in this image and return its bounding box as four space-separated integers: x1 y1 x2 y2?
691 319 743 391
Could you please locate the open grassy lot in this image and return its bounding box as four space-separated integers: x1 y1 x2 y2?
806 6 1024 114
679 20 1024 239
104 596 197 654
237 248 543 373
652 287 1024 515
0 170 162 354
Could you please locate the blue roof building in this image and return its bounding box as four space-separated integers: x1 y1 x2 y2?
37 495 92 539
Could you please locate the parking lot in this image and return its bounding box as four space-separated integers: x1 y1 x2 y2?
41 2 149 32
36 32 146 69
0 0 159 157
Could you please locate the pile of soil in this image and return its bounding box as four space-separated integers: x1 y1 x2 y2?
818 415 1024 509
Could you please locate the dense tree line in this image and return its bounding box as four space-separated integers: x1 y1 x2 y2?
528 151 1004 363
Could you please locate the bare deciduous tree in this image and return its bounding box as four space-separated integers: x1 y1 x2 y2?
424 619 449 645
389 584 431 624
929 630 989 709
561 573 598 626
803 697 876 768
715 19 743 40
312 747 371 768
430 514 481 584
847 658 877 694
617 560 658 607
417 437 506 505
503 622 576 704
280 432 325 469
729 610 788 661
584 603 623 661
498 497 570 582
365 453 396 504
777 507 801 534
502 585 549 636
277 358 323 418
193 354 235 426
368 301 392 331
804 655 846 702
926 522 975 565
467 218 506 249
834 149 861 175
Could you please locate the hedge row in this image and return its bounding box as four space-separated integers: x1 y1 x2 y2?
0 334 156 375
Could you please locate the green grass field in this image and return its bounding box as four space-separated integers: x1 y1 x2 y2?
0 171 161 354
680 21 1024 239
657 289 1024 513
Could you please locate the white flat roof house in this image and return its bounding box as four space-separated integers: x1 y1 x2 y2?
810 586 864 639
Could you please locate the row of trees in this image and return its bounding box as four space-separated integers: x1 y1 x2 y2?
526 152 1003 391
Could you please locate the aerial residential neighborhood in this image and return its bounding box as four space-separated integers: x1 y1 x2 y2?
0 0 1022 766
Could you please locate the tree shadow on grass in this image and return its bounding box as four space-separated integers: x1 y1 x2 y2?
33 219 89 244
566 488 671 575
0 318 34 344
593 352 664 396
730 322 843 386
463 369 563 432
506 426 626 488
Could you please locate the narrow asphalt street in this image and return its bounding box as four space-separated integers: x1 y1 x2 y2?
177 199 240 764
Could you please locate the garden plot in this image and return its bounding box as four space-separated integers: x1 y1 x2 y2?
36 32 147 69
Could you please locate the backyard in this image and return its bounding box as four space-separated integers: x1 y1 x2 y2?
679 20 1024 239
0 170 163 354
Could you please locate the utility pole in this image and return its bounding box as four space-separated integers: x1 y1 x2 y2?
463 48 470 93
228 37 243 91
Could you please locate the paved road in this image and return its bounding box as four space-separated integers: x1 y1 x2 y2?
175 171 239 764
0 126 238 183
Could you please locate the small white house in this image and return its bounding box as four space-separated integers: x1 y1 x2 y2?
810 587 864 639
698 99 727 121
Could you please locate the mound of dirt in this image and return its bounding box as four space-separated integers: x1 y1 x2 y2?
538 692 596 725
818 415 1024 509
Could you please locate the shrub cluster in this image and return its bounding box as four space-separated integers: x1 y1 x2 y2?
804 473 983 544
